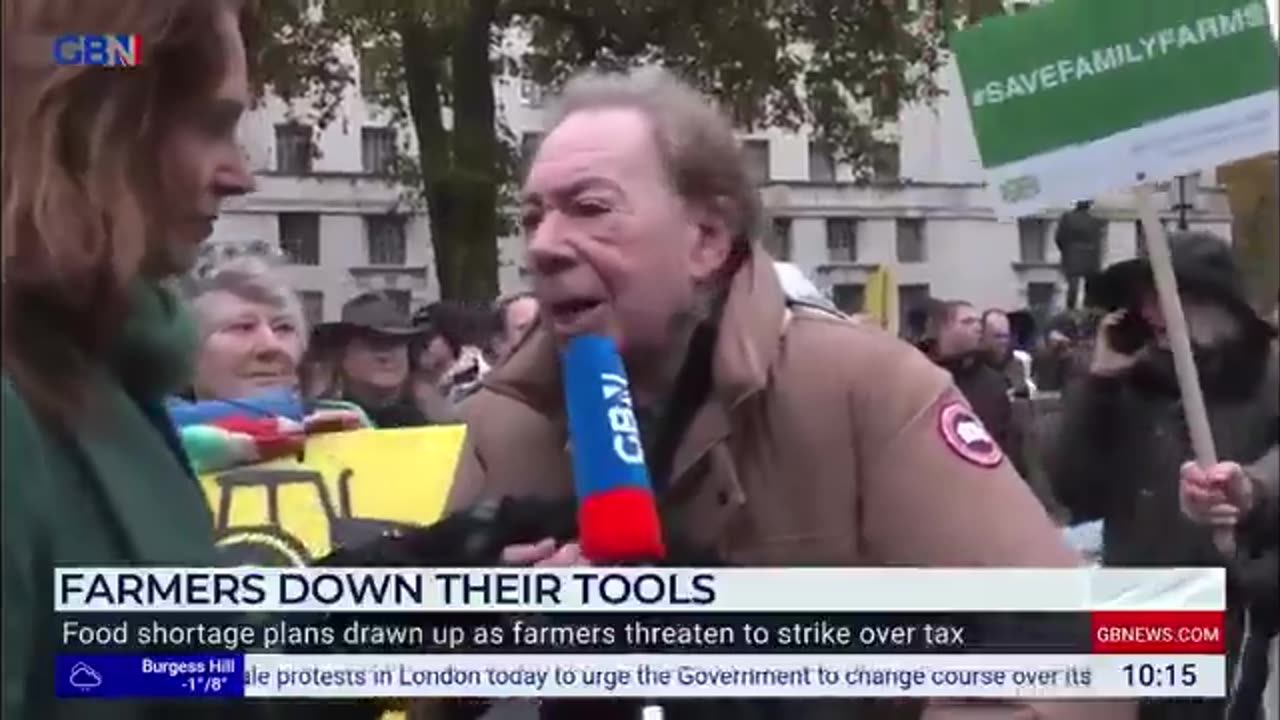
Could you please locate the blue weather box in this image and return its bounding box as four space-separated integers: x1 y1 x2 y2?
55 654 243 699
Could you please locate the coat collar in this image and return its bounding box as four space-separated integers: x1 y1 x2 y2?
483 252 788 419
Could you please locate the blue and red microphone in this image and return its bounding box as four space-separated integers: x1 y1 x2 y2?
562 334 667 719
560 334 666 565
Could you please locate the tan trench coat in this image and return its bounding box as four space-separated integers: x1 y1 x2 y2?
447 255 1134 720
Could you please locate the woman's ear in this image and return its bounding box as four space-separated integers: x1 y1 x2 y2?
689 197 734 283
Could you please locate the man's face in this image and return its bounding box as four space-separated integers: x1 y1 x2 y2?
939 305 982 357
152 6 255 275
980 312 1011 359
520 108 730 356
1139 290 1240 348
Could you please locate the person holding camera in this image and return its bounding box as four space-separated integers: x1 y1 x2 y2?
1046 231 1278 720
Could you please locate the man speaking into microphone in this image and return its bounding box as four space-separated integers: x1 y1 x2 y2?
446 67 1134 720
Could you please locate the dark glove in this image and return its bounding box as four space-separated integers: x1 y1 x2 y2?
315 495 579 569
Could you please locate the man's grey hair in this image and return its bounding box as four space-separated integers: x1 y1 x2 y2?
179 255 307 347
544 66 764 275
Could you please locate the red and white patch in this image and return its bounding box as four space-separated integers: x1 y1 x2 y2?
937 401 1004 468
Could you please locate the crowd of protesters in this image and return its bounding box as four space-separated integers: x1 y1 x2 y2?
2 1 1276 719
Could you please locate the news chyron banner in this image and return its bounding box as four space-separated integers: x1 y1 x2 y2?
195 426 465 567
55 567 1226 701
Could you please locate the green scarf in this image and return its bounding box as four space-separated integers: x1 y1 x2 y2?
69 280 217 564
109 281 200 400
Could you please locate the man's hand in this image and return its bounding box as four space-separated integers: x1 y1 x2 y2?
1179 461 1256 528
1089 310 1141 376
500 538 587 567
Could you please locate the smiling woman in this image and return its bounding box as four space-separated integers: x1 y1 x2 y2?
183 254 307 400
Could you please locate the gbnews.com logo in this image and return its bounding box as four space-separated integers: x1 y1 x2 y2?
52 34 141 67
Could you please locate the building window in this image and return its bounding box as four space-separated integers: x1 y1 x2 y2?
826 218 859 262
297 291 325 328
766 217 792 260
742 139 771 184
808 140 836 182
896 218 926 262
1018 218 1050 263
383 289 412 315
872 141 900 180
832 283 865 314
365 216 407 266
361 127 396 175
274 123 314 175
1028 281 1058 324
519 132 543 174
278 213 320 265
1135 220 1150 257
898 283 932 338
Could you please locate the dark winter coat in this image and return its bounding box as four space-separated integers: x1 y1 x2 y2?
938 352 1018 472
1054 207 1106 278
1046 345 1278 720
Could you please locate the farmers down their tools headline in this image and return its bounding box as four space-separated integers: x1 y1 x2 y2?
58 570 719 609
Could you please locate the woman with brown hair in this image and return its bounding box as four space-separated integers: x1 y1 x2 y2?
0 3 397 719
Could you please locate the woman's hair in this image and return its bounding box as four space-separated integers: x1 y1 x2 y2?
180 252 307 347
2 0 259 422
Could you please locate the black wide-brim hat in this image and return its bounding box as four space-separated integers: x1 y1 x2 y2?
1085 230 1275 337
311 292 428 348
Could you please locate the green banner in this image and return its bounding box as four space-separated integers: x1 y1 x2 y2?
952 0 1280 216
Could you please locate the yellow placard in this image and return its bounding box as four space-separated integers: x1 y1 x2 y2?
198 426 466 566
198 426 466 720
864 264 899 335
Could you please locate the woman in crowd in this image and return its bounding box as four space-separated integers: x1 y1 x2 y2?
185 251 305 400
1 2 403 717
170 251 368 473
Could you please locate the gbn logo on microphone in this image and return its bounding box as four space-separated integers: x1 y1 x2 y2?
601 373 644 465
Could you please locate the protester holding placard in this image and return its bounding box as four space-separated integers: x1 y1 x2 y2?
1047 232 1278 720
1179 449 1278 720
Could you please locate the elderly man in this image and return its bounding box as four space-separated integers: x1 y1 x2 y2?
447 68 1132 720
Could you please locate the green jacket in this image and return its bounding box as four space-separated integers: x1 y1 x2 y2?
1 285 376 720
